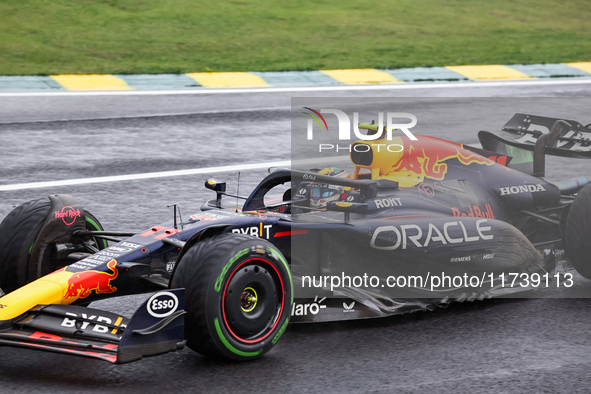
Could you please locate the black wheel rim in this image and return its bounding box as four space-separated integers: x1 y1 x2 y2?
222 257 285 343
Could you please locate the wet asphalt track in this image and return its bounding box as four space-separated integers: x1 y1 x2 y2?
1 81 591 393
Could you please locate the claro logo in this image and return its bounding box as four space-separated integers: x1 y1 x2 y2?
291 296 327 316
370 219 494 250
303 107 418 152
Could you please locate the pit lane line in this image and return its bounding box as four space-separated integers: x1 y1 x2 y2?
1 78 590 97
0 157 346 191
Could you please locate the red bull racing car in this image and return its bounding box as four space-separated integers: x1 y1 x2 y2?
0 113 590 363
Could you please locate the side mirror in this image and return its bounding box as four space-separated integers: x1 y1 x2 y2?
205 179 226 193
205 179 226 208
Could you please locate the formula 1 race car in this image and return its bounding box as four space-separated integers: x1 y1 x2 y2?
0 113 589 363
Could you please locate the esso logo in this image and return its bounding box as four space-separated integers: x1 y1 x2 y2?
147 291 179 318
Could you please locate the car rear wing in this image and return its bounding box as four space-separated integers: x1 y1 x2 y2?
0 289 185 363
479 113 591 177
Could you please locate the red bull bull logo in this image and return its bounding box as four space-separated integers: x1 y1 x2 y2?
390 136 494 182
64 259 118 299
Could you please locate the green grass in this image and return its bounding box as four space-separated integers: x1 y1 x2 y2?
0 0 590 75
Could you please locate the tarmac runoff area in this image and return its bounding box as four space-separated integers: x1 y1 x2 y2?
1 62 591 92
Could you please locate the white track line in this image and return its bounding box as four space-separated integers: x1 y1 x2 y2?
1 78 590 97
0 161 290 191
0 157 347 191
0 106 292 126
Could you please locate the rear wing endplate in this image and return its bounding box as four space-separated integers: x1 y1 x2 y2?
479 113 591 177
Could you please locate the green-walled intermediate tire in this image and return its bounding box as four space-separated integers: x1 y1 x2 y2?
171 233 292 361
0 198 106 293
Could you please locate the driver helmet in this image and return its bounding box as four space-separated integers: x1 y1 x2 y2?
309 168 352 209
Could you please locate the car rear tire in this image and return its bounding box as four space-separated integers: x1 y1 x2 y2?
0 198 106 293
170 233 292 361
565 184 591 279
